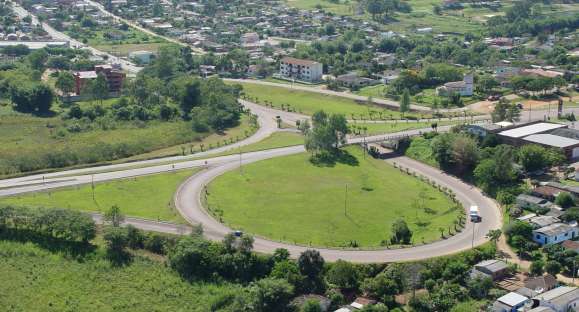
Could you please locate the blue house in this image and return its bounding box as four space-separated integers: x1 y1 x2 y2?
533 223 578 246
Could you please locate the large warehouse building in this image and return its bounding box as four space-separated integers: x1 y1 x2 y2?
497 122 579 159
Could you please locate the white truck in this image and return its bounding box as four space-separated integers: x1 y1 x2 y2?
470 205 481 222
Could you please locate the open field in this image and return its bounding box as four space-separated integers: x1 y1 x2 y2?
0 107 253 177
286 0 357 15
0 240 239 311
207 146 459 248
349 120 460 136
0 169 199 223
94 42 176 57
234 82 418 119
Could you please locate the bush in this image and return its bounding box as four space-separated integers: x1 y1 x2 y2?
555 192 575 209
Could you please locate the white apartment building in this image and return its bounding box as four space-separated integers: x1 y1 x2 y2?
279 57 323 82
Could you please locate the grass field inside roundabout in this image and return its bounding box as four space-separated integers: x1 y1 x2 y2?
206 146 462 248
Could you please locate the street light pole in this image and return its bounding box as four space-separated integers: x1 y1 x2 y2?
471 221 476 249
344 183 348 216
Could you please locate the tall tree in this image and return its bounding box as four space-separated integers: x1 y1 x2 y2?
400 88 410 117
55 71 75 103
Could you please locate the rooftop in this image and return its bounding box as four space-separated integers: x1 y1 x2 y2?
498 123 567 138
533 286 579 305
534 223 576 237
523 134 579 148
281 57 320 66
517 194 547 205
497 292 529 307
475 259 508 273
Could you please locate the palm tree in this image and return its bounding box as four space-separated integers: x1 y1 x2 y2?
486 229 502 246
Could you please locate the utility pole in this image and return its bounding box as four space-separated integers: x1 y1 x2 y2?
239 146 243 175
91 174 95 202
344 183 348 216
471 221 476 249
574 260 576 284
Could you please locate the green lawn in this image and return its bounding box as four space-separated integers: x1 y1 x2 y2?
207 146 459 248
403 136 439 167
286 0 356 15
0 169 200 223
94 43 177 57
350 120 460 136
235 82 418 119
0 107 254 177
0 240 239 311
219 131 304 154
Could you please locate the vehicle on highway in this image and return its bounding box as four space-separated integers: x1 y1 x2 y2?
470 205 481 222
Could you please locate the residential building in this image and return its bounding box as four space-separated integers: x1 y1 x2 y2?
533 223 578 246
471 259 509 281
526 215 560 229
279 57 323 82
533 286 579 312
95 65 125 93
493 292 530 312
73 71 98 95
335 72 378 88
524 275 558 293
436 73 474 97
517 194 550 211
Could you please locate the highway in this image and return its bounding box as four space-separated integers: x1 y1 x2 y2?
0 97 501 262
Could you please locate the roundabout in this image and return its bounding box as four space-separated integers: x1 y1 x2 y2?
205 146 459 248
174 142 502 263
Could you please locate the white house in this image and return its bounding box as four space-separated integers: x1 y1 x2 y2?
493 292 530 312
533 223 578 246
279 57 323 83
436 73 474 97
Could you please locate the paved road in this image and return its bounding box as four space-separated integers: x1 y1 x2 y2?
90 213 192 235
10 2 142 74
173 144 501 263
83 0 204 54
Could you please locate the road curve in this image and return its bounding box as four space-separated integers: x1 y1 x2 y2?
174 133 502 263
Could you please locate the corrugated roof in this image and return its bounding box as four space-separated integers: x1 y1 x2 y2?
523 134 579 148
497 292 529 306
534 223 576 237
499 123 566 138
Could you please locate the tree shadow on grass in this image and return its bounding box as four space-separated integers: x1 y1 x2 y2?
0 228 96 261
309 149 360 168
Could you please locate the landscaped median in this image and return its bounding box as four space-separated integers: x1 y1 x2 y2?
205 146 464 248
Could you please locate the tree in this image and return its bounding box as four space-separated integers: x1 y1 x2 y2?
545 260 562 276
326 260 359 290
486 229 502 246
492 98 520 122
301 299 323 312
104 205 125 227
431 133 454 168
126 224 145 249
103 226 130 264
247 278 294 312
391 218 412 244
298 250 325 279
270 260 305 292
304 111 349 156
55 71 75 103
400 88 410 117
93 73 109 104
272 248 290 262
451 135 479 173
531 260 545 276
555 192 575 209
467 276 493 299
519 144 549 172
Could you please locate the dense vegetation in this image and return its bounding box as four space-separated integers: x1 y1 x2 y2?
0 202 499 311
0 46 247 175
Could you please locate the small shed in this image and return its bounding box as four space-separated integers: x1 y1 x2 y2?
473 259 509 281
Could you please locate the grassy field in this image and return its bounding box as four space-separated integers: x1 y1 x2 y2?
94 43 176 57
234 82 419 119
286 0 356 15
350 120 459 136
217 131 304 155
207 146 459 248
0 169 200 223
0 240 239 311
0 106 254 176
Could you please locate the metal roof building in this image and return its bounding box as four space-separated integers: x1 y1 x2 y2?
498 123 567 138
